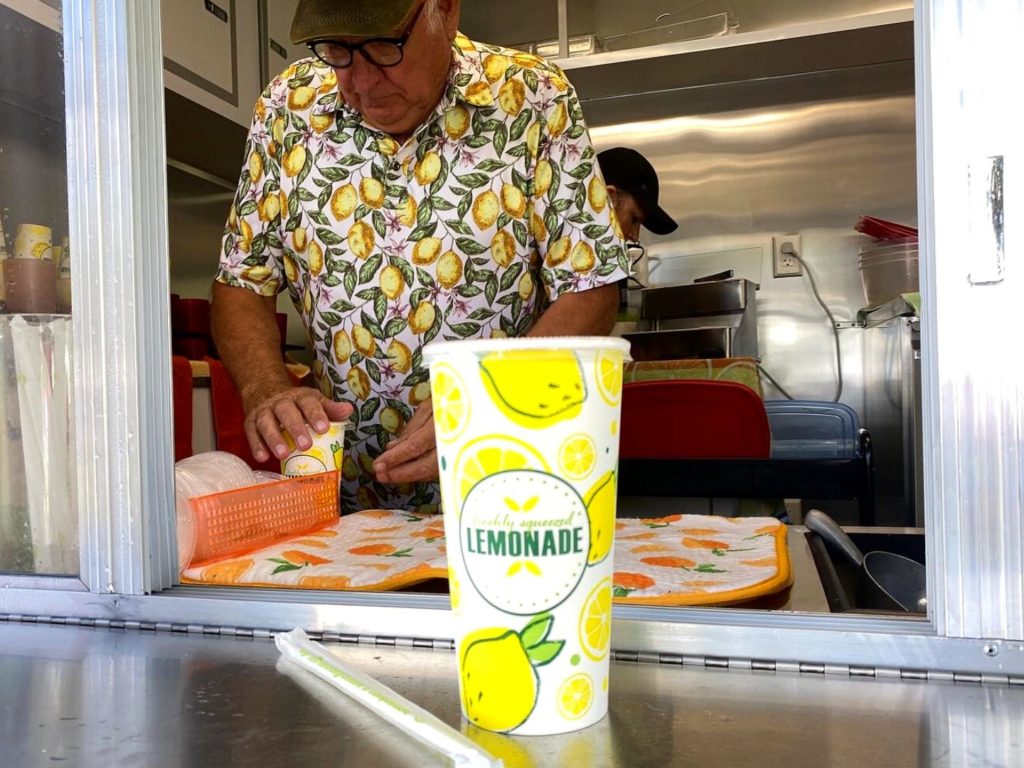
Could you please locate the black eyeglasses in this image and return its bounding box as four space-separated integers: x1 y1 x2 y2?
307 1 426 69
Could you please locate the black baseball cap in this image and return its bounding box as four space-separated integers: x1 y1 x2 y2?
597 147 678 235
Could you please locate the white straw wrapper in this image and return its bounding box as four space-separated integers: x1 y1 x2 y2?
275 628 502 768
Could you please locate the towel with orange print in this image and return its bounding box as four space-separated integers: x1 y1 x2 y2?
180 509 448 591
611 515 791 606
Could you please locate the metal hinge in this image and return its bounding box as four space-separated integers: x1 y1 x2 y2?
611 648 1015 686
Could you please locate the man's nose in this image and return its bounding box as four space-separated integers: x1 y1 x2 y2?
336 52 384 91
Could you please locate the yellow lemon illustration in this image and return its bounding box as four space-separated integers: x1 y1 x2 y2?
409 381 432 406
526 123 541 159
437 250 464 288
430 363 470 444
318 69 337 92
308 241 324 276
347 221 375 259
472 190 500 229
238 219 254 252
380 265 405 299
272 117 285 145
248 151 263 183
415 151 442 185
412 237 442 265
377 136 399 156
347 366 371 400
254 99 266 123
464 81 494 107
490 329 508 339
498 79 525 116
258 193 280 222
578 578 612 662
455 34 476 52
501 183 527 219
331 184 358 220
283 144 307 177
570 241 596 274
584 471 616 565
453 434 549 502
444 105 471 139
302 285 313 314
240 265 271 284
358 453 376 476
610 209 624 240
491 230 516 268
534 160 553 197
409 301 436 335
352 325 377 357
556 673 595 720
460 628 537 732
558 433 597 481
595 351 624 406
228 204 237 229
482 53 510 83
360 177 385 209
512 52 540 68
380 407 405 435
545 236 571 267
588 176 608 213
332 329 351 363
282 447 329 477
310 112 334 133
387 339 412 373
292 227 308 253
398 195 417 227
547 101 568 137
517 272 534 302
480 350 585 429
530 212 547 243
288 85 316 111
283 254 299 283
356 486 380 510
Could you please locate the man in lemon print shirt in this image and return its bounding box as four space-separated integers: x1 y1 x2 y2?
211 0 629 513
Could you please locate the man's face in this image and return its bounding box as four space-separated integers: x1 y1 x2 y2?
333 0 459 137
610 188 645 242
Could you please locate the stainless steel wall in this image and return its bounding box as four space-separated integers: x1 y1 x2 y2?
585 66 918 523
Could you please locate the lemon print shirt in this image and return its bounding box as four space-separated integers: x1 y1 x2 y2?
217 33 629 513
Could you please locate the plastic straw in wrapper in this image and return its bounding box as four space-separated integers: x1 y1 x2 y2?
275 629 502 768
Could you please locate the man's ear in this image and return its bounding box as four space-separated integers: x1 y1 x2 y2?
437 0 461 38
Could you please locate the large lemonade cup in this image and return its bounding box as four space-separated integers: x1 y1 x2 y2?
424 337 630 736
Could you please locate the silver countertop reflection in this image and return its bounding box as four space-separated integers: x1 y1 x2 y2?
1 622 1022 768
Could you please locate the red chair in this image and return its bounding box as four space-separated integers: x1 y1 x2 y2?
620 380 770 460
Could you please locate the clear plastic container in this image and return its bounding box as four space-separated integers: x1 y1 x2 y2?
859 254 919 306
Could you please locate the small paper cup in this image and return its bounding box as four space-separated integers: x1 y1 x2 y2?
424 336 630 735
281 421 348 478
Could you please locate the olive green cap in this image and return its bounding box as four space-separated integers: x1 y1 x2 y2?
290 0 420 44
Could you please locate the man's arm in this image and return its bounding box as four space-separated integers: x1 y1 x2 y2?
211 282 351 461
526 284 618 337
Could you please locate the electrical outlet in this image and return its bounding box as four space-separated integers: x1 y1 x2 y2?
773 235 803 278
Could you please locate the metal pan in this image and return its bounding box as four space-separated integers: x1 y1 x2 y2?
805 510 927 614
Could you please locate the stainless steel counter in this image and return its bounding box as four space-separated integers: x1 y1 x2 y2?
1 622 1021 768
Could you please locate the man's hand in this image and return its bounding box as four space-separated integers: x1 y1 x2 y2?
244 384 353 463
372 399 438 484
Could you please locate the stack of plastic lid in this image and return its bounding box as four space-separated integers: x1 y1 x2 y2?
859 237 918 307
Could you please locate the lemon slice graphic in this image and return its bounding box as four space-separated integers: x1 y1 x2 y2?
431 363 470 444
556 673 594 720
453 434 549 503
558 433 597 481
578 577 612 662
594 350 624 406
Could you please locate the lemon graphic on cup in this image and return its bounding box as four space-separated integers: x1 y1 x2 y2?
460 614 564 732
558 433 596 481
452 434 549 502
430 363 471 444
594 350 624 406
556 673 595 720
479 350 586 429
578 577 612 661
583 471 616 565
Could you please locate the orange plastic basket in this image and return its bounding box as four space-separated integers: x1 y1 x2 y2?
187 471 339 566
